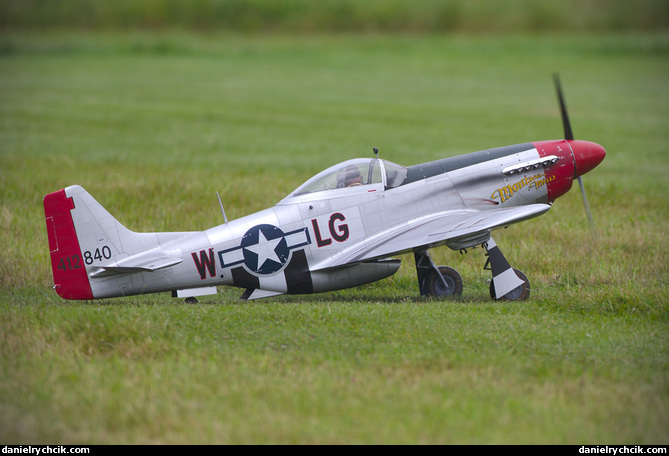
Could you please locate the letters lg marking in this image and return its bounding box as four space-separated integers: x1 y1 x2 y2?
312 212 349 247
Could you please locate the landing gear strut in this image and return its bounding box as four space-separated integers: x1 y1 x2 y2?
413 236 530 301
483 238 530 301
489 268 530 301
414 250 463 298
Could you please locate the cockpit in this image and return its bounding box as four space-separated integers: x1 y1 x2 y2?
281 158 408 203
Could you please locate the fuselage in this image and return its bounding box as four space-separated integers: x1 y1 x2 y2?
79 138 604 300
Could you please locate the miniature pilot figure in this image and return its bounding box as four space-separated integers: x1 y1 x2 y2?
338 165 363 187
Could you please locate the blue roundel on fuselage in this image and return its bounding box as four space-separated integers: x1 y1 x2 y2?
240 224 290 275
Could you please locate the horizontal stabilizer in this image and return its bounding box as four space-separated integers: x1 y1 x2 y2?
90 249 183 277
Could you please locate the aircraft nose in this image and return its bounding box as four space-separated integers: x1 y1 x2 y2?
570 140 606 178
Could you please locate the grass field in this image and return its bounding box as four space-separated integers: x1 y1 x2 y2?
1 30 668 444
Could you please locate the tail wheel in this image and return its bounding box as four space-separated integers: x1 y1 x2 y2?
490 268 530 301
424 266 463 298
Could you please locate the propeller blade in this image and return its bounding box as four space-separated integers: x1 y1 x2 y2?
553 73 574 141
577 176 595 234
554 74 596 233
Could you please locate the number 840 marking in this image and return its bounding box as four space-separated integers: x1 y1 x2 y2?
84 246 112 265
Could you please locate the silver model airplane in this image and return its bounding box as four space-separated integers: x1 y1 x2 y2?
44 76 605 302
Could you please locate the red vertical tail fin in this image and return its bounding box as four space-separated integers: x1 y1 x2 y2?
44 188 94 300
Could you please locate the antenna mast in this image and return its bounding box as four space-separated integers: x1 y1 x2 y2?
216 192 228 224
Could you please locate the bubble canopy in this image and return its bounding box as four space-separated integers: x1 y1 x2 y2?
281 158 408 202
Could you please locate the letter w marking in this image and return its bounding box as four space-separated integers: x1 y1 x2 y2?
192 248 216 280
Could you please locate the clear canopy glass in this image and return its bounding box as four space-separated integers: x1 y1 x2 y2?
286 158 408 199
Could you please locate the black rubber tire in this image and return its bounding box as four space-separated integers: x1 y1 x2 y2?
425 266 463 298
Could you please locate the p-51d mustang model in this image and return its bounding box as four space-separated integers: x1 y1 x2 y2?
44 76 605 302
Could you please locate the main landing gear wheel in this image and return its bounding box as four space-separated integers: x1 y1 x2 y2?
490 268 530 301
425 266 463 298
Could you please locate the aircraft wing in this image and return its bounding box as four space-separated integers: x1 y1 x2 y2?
315 203 551 269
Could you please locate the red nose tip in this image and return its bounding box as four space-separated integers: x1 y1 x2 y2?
569 140 606 177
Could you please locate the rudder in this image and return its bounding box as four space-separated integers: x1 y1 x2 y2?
44 187 94 300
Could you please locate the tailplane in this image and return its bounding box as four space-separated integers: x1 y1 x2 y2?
44 185 188 300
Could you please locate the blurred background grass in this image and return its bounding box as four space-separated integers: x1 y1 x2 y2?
1 0 667 290
1 0 667 34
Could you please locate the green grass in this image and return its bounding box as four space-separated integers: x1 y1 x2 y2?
2 288 667 444
1 31 668 444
